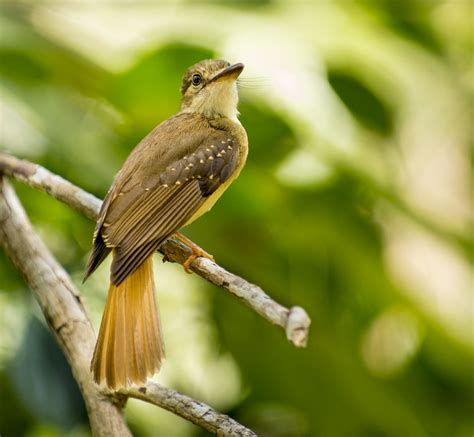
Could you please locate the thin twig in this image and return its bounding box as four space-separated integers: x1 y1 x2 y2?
0 176 256 436
0 152 311 347
124 382 256 436
0 153 101 220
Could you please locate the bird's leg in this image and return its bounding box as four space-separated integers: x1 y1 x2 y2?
174 232 214 273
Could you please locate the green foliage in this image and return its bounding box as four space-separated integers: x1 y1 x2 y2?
0 2 472 437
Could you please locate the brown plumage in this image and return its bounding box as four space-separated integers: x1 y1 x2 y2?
85 60 248 389
91 257 163 389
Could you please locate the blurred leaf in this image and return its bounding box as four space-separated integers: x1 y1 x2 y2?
8 318 87 432
328 70 394 136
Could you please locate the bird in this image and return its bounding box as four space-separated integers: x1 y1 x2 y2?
83 59 248 390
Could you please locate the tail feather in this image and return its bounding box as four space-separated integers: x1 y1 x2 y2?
91 255 164 390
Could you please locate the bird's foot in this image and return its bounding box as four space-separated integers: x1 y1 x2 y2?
175 232 214 273
183 247 214 273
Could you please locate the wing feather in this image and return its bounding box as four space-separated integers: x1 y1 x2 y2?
104 186 178 244
111 181 204 283
85 124 240 285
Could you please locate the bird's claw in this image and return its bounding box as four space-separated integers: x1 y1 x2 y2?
183 248 214 273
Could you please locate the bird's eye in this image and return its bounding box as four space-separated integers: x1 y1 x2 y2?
192 74 201 86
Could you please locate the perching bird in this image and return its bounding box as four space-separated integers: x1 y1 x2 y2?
83 60 248 390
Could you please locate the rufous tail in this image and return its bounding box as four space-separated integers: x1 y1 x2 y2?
91 255 164 390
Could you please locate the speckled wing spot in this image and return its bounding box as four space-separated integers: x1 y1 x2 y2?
159 133 239 197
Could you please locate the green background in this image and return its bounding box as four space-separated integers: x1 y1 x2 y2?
0 1 472 436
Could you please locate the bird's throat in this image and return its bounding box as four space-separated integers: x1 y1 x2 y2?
182 81 240 122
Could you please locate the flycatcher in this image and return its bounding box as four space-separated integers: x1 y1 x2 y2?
84 60 248 390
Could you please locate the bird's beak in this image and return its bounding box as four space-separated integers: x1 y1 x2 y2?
209 63 244 83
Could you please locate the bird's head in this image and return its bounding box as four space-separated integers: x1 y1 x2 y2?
180 59 244 122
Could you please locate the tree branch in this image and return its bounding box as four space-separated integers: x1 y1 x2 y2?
0 176 131 437
124 382 256 436
0 175 256 436
0 153 311 347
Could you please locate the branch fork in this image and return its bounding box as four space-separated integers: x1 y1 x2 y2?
0 152 311 436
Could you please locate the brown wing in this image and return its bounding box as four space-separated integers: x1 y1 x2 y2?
85 130 238 285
